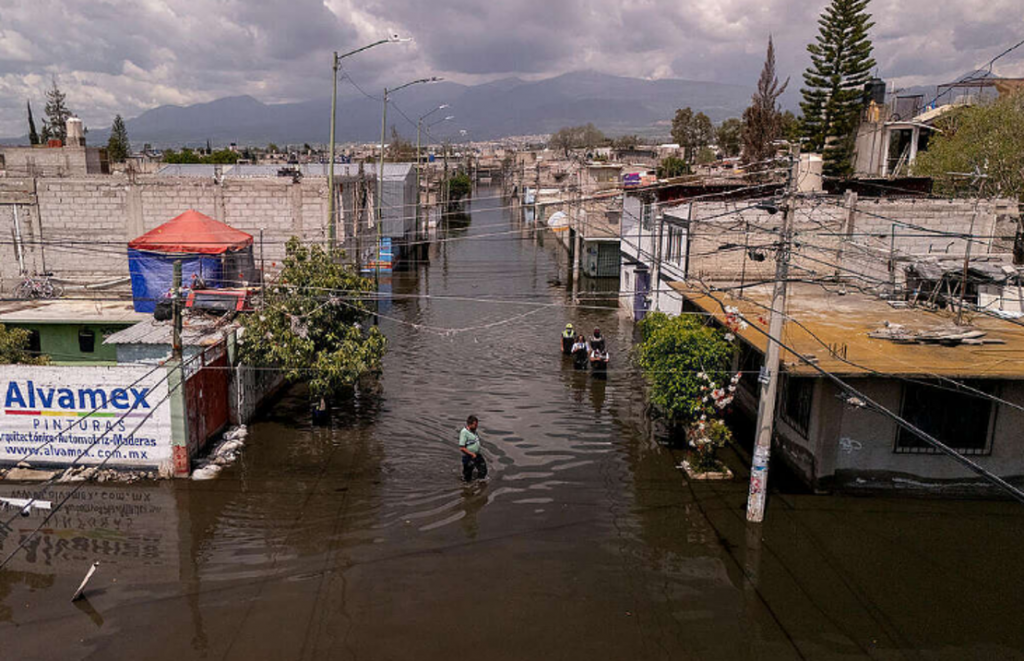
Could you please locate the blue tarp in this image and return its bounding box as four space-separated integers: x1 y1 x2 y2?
128 249 224 313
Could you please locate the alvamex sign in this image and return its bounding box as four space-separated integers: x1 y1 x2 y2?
5 381 152 411
0 366 172 470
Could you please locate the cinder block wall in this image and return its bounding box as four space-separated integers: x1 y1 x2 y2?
0 175 335 291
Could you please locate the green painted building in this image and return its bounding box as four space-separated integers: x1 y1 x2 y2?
0 300 147 365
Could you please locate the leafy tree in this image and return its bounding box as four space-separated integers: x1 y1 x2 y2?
0 324 49 365
915 92 1024 201
780 110 801 142
548 124 606 156
107 114 131 162
657 156 690 179
635 312 733 423
549 127 574 156
612 134 642 150
742 36 789 168
716 118 744 157
163 148 202 164
206 148 240 164
446 172 473 203
800 0 876 177
268 143 280 153
696 147 718 165
43 76 72 144
27 101 39 145
671 108 714 163
240 238 386 399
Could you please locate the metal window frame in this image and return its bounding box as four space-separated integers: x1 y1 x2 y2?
893 381 998 456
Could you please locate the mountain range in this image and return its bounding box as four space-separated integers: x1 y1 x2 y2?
5 71 762 148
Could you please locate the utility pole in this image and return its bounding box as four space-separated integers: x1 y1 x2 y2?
376 88 389 296
416 118 422 250
259 229 265 309
327 51 339 250
172 259 183 360
956 197 982 325
746 150 797 524
326 36 410 249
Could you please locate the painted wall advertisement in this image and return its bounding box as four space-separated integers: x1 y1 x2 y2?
0 365 173 470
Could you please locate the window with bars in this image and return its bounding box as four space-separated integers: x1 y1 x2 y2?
895 381 996 455
664 226 685 263
641 202 652 230
780 376 814 437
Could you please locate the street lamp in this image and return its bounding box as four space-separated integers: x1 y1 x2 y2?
416 107 452 245
326 31 411 250
375 76 442 287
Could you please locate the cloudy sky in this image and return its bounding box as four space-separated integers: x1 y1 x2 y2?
0 0 1021 136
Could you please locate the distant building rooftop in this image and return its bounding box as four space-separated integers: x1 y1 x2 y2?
0 300 147 325
671 282 1024 379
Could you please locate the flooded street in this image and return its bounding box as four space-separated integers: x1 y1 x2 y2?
3 189 1023 661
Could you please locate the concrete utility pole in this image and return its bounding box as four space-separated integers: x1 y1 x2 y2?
746 150 797 524
417 107 451 255
376 77 440 288
172 259 183 360
326 35 411 249
572 164 582 303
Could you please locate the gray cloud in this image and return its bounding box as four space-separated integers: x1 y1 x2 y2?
0 0 1021 136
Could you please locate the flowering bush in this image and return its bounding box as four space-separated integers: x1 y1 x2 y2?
688 417 733 472
636 312 734 422
636 311 745 474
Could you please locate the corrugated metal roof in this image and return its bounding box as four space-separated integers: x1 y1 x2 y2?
155 164 230 177
329 163 414 180
104 318 237 346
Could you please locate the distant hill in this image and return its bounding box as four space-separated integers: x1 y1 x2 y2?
3 71 755 147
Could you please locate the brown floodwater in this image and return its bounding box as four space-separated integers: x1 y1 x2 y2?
2 189 1023 660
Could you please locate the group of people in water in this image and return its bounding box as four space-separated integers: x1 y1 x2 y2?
560 323 610 373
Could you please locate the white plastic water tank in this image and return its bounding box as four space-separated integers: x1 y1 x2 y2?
66 117 85 147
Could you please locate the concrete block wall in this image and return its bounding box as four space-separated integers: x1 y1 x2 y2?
0 174 342 291
0 146 88 177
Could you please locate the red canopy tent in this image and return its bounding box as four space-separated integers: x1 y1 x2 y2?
127 210 257 312
128 210 253 255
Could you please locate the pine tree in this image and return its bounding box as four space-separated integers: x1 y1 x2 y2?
742 37 789 168
43 77 72 144
27 101 39 145
107 114 131 162
799 0 875 177
671 108 714 163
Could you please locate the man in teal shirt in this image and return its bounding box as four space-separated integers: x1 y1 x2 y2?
459 415 488 482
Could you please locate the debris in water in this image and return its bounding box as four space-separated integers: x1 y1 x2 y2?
71 561 100 602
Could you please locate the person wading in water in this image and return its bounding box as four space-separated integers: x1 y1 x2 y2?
459 415 488 482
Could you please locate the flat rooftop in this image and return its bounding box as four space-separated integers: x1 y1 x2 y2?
670 282 1024 379
0 300 147 325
